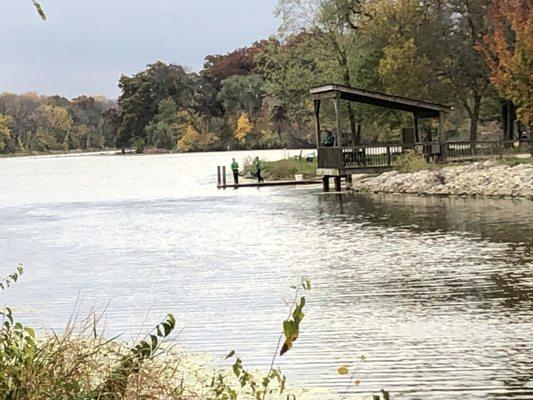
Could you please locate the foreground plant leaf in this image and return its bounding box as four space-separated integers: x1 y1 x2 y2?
338 366 349 375
32 1 46 20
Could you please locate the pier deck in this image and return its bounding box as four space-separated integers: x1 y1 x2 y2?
217 179 320 189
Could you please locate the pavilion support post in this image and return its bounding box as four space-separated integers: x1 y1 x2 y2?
413 115 420 143
314 99 321 148
333 95 343 148
322 176 330 192
438 113 446 162
334 176 342 192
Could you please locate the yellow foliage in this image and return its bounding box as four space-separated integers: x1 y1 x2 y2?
0 114 12 139
235 113 252 142
378 37 432 99
33 104 73 132
177 125 202 152
0 114 13 151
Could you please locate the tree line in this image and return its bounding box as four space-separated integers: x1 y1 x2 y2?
2 0 530 155
0 94 117 153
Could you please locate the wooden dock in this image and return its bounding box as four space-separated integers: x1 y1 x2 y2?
217 179 320 189
216 165 320 189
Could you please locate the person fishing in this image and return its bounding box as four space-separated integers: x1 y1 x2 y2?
230 158 239 184
253 156 264 183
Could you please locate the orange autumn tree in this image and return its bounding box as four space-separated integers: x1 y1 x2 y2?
480 0 532 126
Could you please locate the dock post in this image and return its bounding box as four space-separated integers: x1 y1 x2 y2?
222 166 227 188
322 176 330 192
217 166 221 187
334 176 341 192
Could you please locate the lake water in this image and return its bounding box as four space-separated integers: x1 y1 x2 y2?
0 151 532 399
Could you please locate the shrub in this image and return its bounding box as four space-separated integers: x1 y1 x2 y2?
0 271 318 400
134 138 145 154
395 151 433 173
243 158 317 180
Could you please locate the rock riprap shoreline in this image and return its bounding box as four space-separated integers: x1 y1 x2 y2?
352 161 533 198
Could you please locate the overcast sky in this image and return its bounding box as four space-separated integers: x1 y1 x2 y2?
0 0 279 99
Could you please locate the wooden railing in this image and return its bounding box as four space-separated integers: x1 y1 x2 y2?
317 140 527 170
414 140 517 161
318 147 343 169
342 144 403 168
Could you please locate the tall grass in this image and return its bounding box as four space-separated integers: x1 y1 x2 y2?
1 268 390 399
243 157 318 180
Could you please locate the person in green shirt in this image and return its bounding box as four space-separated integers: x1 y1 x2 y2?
253 156 264 183
231 158 239 184
323 130 335 147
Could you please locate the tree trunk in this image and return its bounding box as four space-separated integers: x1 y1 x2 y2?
464 95 481 155
334 37 358 145
341 65 358 145
469 95 481 144
502 100 517 141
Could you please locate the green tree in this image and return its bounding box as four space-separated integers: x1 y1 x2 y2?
0 93 43 151
29 104 72 151
69 96 117 149
217 74 264 120
145 98 182 150
276 0 367 142
423 0 492 143
256 31 335 145
116 62 195 149
359 0 492 142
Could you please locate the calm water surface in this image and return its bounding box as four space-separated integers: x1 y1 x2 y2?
1 151 532 399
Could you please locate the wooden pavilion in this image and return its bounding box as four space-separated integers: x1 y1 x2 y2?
311 84 452 191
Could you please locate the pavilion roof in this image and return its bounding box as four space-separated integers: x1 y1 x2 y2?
310 84 452 118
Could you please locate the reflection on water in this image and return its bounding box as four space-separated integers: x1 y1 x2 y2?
0 152 532 399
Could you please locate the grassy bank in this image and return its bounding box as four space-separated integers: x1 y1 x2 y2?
244 158 318 181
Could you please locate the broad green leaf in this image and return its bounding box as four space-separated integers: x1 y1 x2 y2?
283 320 299 341
167 313 176 329
150 335 158 350
162 322 172 336
225 350 236 359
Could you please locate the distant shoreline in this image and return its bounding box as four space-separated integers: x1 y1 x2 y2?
0 148 116 159
0 146 312 159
